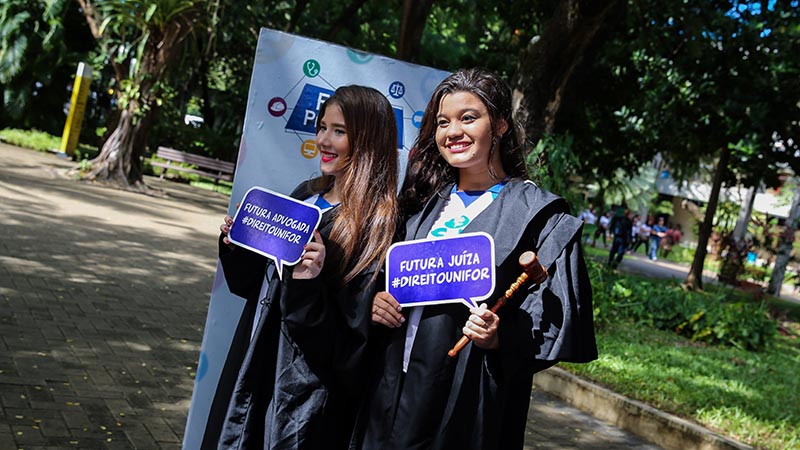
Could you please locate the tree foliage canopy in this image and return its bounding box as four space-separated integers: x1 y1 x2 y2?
1 0 797 196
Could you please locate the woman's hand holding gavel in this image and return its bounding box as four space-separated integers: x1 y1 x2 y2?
448 251 547 357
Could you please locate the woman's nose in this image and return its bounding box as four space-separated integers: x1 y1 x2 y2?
445 121 462 138
316 129 329 145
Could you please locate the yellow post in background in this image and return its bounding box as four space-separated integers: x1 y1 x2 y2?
59 62 92 157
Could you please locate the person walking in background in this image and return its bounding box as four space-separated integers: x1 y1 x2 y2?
629 214 641 254
578 203 597 244
632 215 652 254
354 68 597 450
592 210 611 247
607 207 633 268
649 216 667 261
209 85 399 450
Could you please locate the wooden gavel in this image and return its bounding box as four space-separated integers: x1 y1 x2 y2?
447 251 548 358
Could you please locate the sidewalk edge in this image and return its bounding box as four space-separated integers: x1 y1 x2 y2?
533 367 754 450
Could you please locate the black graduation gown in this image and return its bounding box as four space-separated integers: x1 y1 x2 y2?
202 181 377 450
353 180 597 450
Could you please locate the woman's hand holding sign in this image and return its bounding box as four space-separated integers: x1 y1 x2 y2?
371 292 404 328
220 202 240 247
220 214 235 246
464 304 500 350
293 230 325 279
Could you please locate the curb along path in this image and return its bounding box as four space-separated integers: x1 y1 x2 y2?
534 368 753 450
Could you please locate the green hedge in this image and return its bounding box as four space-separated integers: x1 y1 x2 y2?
588 260 776 351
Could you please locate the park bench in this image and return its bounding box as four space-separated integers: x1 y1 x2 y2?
150 146 235 186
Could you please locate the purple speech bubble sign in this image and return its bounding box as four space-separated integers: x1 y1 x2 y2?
386 232 495 309
228 186 322 279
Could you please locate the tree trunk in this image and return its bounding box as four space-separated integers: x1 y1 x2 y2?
510 0 621 146
84 104 155 188
719 184 757 284
324 0 369 41
396 0 434 62
733 185 757 240
286 0 310 33
684 148 731 290
84 109 138 185
76 0 196 188
767 180 800 296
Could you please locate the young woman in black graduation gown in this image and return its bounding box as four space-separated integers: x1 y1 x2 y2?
356 68 598 450
206 85 399 450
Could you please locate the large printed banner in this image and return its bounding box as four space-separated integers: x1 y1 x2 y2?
183 28 448 448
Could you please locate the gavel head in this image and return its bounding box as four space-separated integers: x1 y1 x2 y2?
518 251 548 284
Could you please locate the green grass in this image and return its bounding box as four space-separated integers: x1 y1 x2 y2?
562 296 800 450
0 128 97 157
189 179 233 195
147 160 233 195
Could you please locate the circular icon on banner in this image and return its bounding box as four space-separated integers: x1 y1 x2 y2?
303 59 321 78
412 111 424 128
268 97 287 117
347 49 373 64
388 81 405 99
301 140 318 159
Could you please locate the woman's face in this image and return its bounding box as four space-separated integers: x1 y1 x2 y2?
434 91 506 176
316 104 350 178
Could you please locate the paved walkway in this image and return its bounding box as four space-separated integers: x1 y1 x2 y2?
608 246 800 304
0 143 663 449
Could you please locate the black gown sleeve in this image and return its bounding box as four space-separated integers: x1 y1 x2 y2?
496 211 597 365
217 233 269 301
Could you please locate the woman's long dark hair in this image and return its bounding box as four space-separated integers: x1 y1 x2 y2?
312 85 398 283
399 68 526 221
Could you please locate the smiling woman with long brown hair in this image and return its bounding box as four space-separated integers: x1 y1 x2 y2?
206 85 398 450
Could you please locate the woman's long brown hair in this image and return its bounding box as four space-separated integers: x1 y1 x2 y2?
313 85 398 284
399 68 526 222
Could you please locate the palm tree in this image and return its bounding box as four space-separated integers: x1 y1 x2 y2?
76 0 202 188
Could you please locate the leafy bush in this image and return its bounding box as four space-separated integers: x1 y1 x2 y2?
589 260 776 351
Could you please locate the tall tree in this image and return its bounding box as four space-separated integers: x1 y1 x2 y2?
768 179 800 296
396 0 434 62
510 0 622 146
685 148 731 289
76 0 201 188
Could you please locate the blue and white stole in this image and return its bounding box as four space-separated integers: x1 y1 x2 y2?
402 180 507 372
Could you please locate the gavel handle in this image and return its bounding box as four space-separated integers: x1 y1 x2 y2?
447 297 508 357
447 251 547 358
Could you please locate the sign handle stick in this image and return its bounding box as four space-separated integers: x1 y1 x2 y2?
447 251 547 358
